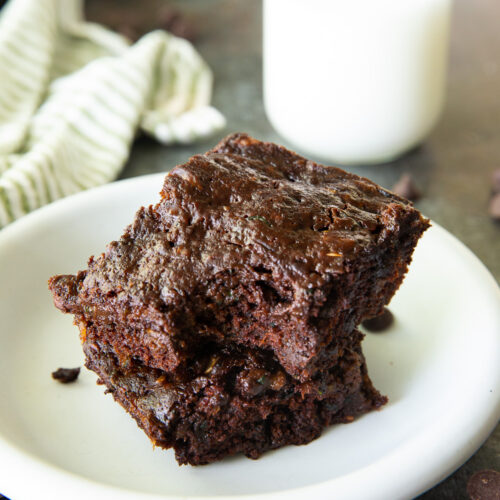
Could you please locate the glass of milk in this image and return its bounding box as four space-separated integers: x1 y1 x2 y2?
263 0 452 164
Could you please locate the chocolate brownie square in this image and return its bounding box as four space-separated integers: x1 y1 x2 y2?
50 133 428 381
49 133 429 464
83 330 386 465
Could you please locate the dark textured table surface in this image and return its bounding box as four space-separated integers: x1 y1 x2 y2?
90 1 500 499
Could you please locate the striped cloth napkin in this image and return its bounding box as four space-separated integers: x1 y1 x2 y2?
0 0 225 228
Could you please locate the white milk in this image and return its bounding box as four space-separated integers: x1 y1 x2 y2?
263 0 452 164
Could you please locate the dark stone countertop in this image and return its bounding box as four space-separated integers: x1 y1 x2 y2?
89 1 500 498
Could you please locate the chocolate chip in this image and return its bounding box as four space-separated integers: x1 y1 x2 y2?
489 193 500 221
362 308 394 332
467 470 500 500
0 494 11 500
392 173 422 201
236 368 271 397
158 6 181 28
116 23 141 42
52 367 81 384
492 169 500 194
157 6 197 42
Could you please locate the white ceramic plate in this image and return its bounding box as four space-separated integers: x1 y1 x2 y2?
0 174 499 500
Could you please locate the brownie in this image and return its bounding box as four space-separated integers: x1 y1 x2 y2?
49 133 428 465
49 133 429 381
83 330 386 465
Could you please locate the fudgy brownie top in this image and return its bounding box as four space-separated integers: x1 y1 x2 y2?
81 133 422 306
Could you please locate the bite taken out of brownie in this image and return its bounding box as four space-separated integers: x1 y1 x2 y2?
49 133 429 382
83 329 386 465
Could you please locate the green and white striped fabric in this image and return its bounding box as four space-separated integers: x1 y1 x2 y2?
0 0 225 228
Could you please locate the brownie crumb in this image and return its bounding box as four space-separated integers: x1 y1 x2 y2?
467 469 500 500
489 194 500 221
392 173 421 201
362 308 394 332
52 367 81 384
